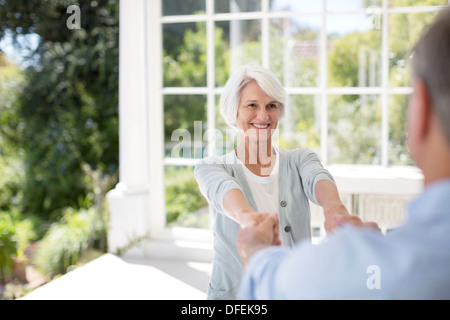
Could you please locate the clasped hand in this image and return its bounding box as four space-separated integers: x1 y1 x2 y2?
238 208 380 267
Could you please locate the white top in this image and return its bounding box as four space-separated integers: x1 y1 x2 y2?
237 149 279 215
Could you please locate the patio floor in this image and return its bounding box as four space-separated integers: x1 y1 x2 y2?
21 253 211 300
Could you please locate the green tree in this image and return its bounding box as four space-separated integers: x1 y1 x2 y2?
0 0 119 219
0 52 25 211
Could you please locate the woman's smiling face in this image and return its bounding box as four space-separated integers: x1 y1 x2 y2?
236 81 281 142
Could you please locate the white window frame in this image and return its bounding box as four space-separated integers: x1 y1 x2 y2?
108 0 447 260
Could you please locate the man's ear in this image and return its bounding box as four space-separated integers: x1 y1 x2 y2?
412 78 433 141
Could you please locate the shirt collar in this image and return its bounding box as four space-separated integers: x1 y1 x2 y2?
408 178 450 222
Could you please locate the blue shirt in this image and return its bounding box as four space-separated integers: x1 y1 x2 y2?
239 179 450 299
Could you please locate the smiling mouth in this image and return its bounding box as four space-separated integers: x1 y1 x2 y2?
251 123 270 129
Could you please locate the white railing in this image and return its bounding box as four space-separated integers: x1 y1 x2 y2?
311 165 423 241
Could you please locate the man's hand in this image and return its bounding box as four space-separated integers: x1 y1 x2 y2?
315 180 381 234
323 201 381 233
238 213 282 268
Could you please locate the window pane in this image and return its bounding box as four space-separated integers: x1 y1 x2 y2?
389 95 413 166
215 0 261 13
163 23 207 87
165 166 209 229
270 0 322 12
280 95 321 155
215 95 238 155
270 17 321 87
215 20 262 87
389 11 440 87
162 0 205 16
326 0 382 11
164 95 207 159
328 95 381 165
389 0 447 7
328 14 382 87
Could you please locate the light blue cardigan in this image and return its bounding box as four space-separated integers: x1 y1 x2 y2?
194 148 335 300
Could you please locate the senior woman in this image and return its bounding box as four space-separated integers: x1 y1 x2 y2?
194 64 377 300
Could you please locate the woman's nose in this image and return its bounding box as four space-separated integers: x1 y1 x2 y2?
256 107 269 121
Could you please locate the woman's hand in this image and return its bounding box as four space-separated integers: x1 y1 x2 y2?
223 189 275 228
238 211 271 228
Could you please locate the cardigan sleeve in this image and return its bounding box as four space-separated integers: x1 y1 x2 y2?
194 157 243 214
296 149 335 205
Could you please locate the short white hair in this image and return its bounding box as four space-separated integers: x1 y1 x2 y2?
219 64 286 129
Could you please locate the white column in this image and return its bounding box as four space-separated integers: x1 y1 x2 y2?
117 0 148 193
107 0 150 253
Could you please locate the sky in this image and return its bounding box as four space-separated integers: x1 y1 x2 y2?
0 31 40 68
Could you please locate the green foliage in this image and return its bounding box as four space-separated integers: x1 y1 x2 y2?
0 211 37 284
389 95 413 165
0 0 119 219
0 53 25 212
329 95 382 164
164 23 207 87
165 167 208 225
163 22 226 145
0 149 24 212
0 214 17 285
389 7 440 87
329 30 381 89
34 207 104 278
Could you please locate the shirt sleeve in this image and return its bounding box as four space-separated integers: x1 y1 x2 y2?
238 226 386 300
238 247 292 300
238 239 340 300
194 158 243 214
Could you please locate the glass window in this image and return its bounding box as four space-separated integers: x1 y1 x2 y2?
326 0 382 11
163 23 207 87
215 95 239 156
389 95 413 166
164 95 207 159
328 95 382 165
165 166 209 229
270 0 323 12
389 11 440 87
215 20 262 87
162 0 205 16
280 95 321 155
270 16 321 87
157 0 444 232
328 13 382 87
389 0 447 7
215 0 261 13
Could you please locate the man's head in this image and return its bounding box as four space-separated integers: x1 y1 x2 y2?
408 7 450 179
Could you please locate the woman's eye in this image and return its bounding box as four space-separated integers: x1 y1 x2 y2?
248 104 256 108
268 104 277 109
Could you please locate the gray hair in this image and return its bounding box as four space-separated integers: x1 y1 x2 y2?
412 7 450 144
219 64 286 129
